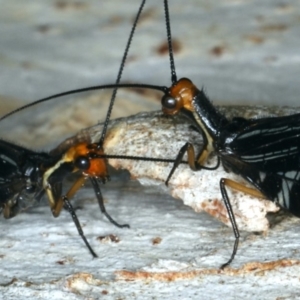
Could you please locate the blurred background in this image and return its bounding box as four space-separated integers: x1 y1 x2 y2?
0 0 299 148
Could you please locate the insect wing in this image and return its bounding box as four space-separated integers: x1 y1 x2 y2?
0 140 49 217
0 154 24 204
222 113 300 215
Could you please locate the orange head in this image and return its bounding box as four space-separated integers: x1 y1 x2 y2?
64 142 108 178
161 78 198 115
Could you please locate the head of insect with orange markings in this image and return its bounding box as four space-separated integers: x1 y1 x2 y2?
161 78 198 115
64 142 109 178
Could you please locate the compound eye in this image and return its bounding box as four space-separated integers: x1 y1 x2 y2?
161 95 177 110
74 156 90 170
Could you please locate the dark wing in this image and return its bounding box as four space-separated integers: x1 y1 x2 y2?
0 140 48 217
222 113 300 216
0 154 25 204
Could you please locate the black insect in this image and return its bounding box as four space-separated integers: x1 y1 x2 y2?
0 0 182 257
0 139 47 219
0 138 104 257
155 0 300 267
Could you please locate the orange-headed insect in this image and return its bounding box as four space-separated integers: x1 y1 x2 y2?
0 0 184 256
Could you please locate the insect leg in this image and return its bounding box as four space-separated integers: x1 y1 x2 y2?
2 187 45 218
219 179 265 268
166 142 220 185
89 177 130 229
3 204 13 219
63 196 97 258
219 178 240 269
3 202 22 219
51 175 128 228
52 176 87 217
221 178 265 199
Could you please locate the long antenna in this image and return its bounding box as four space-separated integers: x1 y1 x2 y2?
163 0 177 84
0 83 166 122
98 0 146 147
97 154 187 164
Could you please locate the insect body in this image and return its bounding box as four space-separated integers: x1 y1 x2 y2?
0 136 128 257
0 0 149 256
152 0 300 267
0 112 185 257
0 0 189 258
117 0 300 267
160 77 300 266
0 139 47 219
163 77 300 217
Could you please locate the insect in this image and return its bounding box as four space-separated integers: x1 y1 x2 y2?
0 138 105 257
0 0 185 257
0 114 185 256
140 0 300 268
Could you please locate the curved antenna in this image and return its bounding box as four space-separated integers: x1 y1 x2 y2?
0 83 166 122
163 0 177 84
98 0 146 147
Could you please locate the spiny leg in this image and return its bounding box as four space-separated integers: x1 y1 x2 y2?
89 177 130 228
63 196 97 258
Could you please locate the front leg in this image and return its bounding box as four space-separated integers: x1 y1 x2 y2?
63 196 98 258
166 142 219 185
51 176 86 218
89 177 130 229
